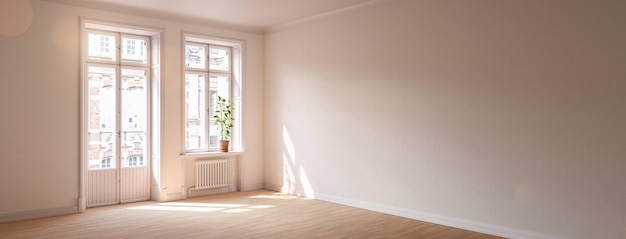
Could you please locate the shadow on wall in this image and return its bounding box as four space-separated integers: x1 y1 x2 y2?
281 125 315 198
0 0 33 37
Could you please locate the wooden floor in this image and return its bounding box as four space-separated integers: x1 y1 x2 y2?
0 190 502 239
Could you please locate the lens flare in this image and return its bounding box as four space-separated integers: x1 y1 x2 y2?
0 0 34 37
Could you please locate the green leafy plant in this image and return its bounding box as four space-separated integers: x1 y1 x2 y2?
213 96 234 141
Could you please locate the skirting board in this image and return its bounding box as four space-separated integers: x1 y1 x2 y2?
241 182 264 191
0 206 79 223
263 184 564 239
187 186 230 198
264 183 282 192
166 192 183 201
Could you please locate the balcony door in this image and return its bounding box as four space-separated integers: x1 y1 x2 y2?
84 30 151 207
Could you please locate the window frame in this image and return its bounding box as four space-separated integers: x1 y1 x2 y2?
182 33 243 154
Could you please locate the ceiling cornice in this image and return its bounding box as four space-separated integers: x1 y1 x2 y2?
44 0 265 34
265 0 396 34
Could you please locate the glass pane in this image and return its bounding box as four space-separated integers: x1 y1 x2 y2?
121 37 148 65
185 73 207 151
121 68 147 167
209 47 229 71
185 45 206 69
208 75 230 149
88 33 116 62
87 66 117 169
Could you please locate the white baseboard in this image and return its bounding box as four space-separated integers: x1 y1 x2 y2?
259 184 562 239
241 182 264 191
313 192 565 239
263 183 282 192
166 192 183 201
187 187 230 198
263 183 313 197
0 206 79 223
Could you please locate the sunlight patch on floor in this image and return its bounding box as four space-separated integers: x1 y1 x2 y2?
126 198 279 213
249 194 299 199
161 202 246 208
249 205 275 209
222 208 253 213
128 205 224 212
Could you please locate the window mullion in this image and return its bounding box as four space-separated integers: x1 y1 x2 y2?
207 72 213 151
115 64 122 171
115 33 122 170
116 33 121 64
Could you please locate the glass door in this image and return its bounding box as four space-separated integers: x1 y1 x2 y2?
119 67 150 203
85 31 150 207
86 65 120 207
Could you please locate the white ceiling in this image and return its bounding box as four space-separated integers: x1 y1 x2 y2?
46 0 378 32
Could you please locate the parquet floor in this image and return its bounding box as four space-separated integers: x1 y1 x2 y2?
0 190 503 239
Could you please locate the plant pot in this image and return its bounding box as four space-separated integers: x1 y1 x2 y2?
219 140 230 152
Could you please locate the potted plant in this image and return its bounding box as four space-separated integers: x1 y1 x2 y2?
213 96 234 152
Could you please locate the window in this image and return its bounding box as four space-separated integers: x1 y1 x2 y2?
183 34 242 153
99 36 109 52
127 155 144 167
126 39 135 55
84 27 155 170
101 157 112 168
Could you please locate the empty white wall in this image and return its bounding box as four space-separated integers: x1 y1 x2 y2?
0 0 264 219
264 1 626 239
0 0 80 217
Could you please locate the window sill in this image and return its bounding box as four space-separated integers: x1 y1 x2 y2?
180 150 244 159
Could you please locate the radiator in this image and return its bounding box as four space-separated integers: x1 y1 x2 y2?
194 159 229 190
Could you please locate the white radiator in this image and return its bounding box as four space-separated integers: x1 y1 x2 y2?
195 159 230 190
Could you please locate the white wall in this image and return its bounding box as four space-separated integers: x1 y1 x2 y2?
264 1 626 239
0 0 264 219
0 0 81 218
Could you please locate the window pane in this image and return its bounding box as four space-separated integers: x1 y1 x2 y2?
88 33 116 62
185 73 207 151
185 45 206 70
208 75 230 148
87 66 117 169
121 37 148 64
209 47 229 71
121 68 147 167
